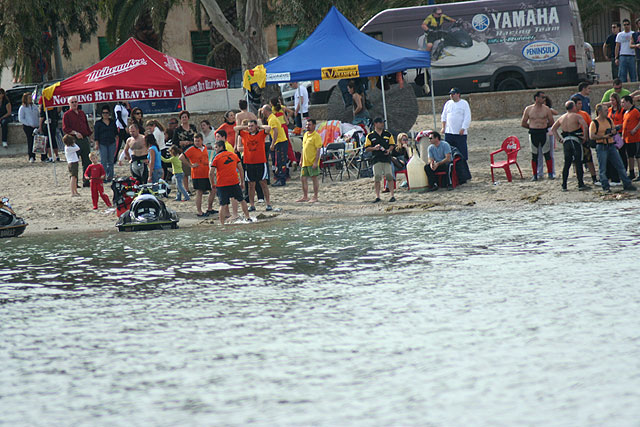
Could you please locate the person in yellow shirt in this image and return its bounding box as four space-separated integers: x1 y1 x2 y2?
214 129 235 153
297 118 323 203
264 104 289 187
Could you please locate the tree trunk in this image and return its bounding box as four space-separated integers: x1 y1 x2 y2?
52 27 64 79
200 0 279 105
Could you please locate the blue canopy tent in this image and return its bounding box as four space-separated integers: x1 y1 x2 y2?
261 6 433 126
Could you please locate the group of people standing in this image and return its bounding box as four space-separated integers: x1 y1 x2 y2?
603 18 640 82
522 81 640 192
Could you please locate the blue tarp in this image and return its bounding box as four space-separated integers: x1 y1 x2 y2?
263 6 430 83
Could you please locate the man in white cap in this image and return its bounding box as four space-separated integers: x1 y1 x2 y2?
440 87 471 162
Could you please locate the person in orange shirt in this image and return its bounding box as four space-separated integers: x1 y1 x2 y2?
621 95 640 180
234 120 273 211
180 133 214 217
571 96 598 184
210 140 253 225
215 111 236 153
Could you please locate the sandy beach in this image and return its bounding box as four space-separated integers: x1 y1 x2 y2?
1 117 635 235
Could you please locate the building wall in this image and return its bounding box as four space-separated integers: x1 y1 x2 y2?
58 5 279 78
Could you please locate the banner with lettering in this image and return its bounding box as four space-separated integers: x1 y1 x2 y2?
41 38 227 107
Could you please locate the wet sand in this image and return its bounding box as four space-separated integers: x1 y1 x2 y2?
1 117 634 235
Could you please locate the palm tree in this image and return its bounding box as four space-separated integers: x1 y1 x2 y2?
102 0 179 50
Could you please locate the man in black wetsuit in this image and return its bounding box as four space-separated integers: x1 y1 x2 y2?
551 101 590 191
521 91 555 180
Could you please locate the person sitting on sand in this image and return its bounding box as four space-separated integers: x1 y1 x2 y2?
210 140 252 225
423 131 452 191
551 101 590 191
123 124 148 183
297 118 322 203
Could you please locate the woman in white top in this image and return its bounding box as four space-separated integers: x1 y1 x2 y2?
145 119 165 150
18 92 41 163
200 120 216 161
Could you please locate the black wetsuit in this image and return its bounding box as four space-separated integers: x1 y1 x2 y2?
131 154 149 184
561 129 585 188
529 128 552 177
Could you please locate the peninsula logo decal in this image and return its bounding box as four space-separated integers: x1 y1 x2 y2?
522 41 559 61
85 59 147 83
321 65 359 80
164 55 185 75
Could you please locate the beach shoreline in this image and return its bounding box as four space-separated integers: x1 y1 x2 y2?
1 118 636 237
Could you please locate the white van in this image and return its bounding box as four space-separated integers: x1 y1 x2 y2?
359 0 597 96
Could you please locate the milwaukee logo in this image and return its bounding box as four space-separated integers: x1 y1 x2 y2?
85 59 148 83
164 55 185 75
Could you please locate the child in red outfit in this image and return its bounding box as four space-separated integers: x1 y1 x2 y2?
84 152 113 210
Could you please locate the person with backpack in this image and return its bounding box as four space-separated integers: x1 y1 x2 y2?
590 103 636 193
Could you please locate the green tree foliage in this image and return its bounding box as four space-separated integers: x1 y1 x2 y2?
0 0 98 83
577 0 639 27
100 0 181 51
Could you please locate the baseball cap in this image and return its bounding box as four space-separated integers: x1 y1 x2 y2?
449 87 460 95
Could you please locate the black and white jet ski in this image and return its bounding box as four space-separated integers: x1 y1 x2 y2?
418 21 490 67
116 182 178 232
0 197 28 238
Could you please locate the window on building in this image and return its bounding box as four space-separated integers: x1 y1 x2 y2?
191 31 212 65
276 25 304 55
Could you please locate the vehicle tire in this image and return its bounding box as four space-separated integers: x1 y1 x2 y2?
496 77 525 91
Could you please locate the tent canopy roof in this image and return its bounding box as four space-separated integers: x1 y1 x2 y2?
263 6 430 83
42 38 227 107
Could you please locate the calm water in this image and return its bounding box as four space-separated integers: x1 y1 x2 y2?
1 202 640 426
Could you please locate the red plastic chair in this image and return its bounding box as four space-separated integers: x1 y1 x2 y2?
490 136 523 182
434 157 459 189
384 169 409 190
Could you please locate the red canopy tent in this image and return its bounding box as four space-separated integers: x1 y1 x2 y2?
40 38 227 185
42 37 227 107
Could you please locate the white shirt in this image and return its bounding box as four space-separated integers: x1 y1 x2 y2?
153 126 166 150
114 104 129 130
202 129 215 149
441 99 471 135
18 104 39 128
616 30 635 56
294 85 309 114
65 143 80 163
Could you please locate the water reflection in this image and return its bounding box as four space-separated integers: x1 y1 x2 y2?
1 201 640 425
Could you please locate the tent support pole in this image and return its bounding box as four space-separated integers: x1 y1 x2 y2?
380 75 388 127
225 87 230 110
43 102 58 186
429 68 436 130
